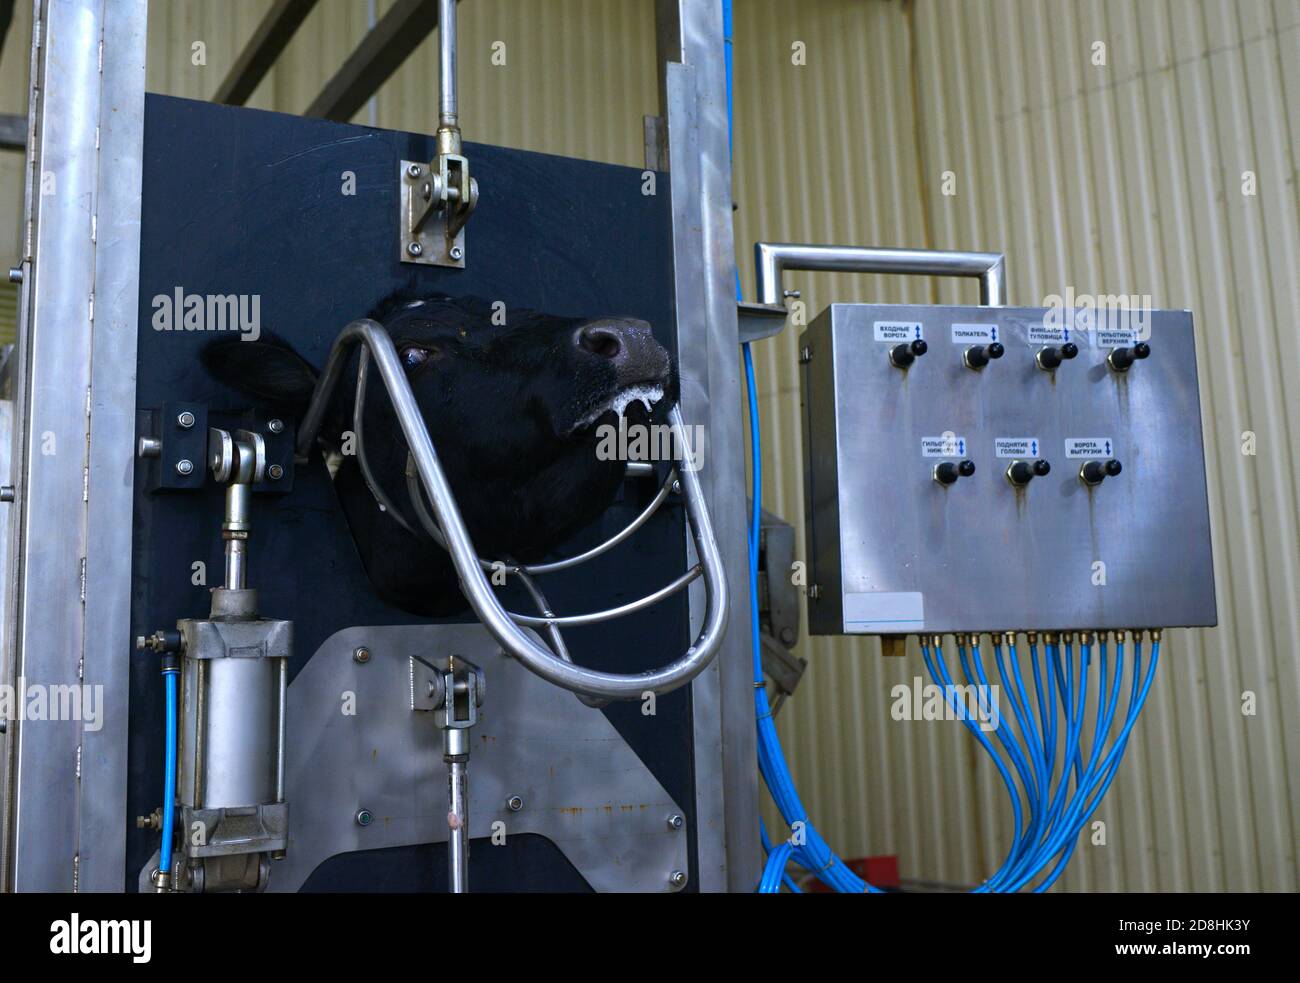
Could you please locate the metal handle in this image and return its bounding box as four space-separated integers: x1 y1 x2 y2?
297 320 728 701
754 242 1007 307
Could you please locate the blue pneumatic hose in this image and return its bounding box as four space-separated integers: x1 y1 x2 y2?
160 665 178 876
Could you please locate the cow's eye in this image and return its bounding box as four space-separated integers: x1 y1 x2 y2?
399 344 431 369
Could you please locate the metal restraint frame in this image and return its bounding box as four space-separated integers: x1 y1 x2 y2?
296 319 729 703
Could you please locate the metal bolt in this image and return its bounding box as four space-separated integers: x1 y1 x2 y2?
267 418 284 434
667 814 684 831
353 646 371 664
421 181 432 201
406 162 422 178
138 436 162 459
799 346 813 364
669 870 688 890
406 241 423 257
450 246 463 260
0 486 14 503
507 795 524 812
175 459 194 476
355 809 373 827
8 266 22 284
267 464 284 481
807 584 822 600
176 411 195 430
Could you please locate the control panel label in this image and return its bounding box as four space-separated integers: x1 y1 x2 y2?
843 591 924 633
996 437 1042 458
1028 323 1070 344
921 434 967 457
1095 326 1138 346
950 323 998 344
1065 437 1115 459
874 320 924 343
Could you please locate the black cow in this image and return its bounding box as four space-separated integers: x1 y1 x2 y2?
204 292 677 616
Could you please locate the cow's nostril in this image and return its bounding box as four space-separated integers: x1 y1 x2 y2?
579 327 622 360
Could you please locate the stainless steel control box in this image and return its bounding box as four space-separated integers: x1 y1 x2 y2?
799 304 1217 635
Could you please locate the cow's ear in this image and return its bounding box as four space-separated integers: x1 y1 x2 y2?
202 336 319 411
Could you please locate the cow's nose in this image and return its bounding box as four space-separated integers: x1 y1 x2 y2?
575 318 669 386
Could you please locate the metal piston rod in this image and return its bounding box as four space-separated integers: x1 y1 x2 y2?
296 319 728 702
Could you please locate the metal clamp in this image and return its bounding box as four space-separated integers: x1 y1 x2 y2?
401 0 478 267
296 319 728 701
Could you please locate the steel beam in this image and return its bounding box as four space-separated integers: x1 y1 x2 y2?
304 0 440 122
1 0 146 891
656 0 759 894
212 0 319 106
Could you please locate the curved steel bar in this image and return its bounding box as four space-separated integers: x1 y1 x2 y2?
403 458 698 628
754 242 1007 308
507 566 702 629
404 457 675 577
297 320 729 699
513 569 610 709
355 348 418 536
517 471 675 575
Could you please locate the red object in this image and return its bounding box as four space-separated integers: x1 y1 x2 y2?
806 855 901 892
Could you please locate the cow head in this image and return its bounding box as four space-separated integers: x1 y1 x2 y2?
203 293 678 615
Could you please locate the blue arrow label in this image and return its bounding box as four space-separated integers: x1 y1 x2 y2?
991 326 998 340
915 325 922 340
1105 440 1112 454
1064 326 1070 341
958 439 965 454
1031 440 1038 454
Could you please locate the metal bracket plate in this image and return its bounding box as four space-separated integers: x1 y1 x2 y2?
399 159 465 268
267 624 689 892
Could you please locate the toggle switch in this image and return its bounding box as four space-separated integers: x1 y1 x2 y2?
890 339 928 369
933 459 976 485
1035 342 1079 371
1107 342 1150 372
1079 459 1122 485
963 342 1005 370
1006 459 1051 486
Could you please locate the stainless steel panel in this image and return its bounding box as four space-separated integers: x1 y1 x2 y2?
657 0 759 895
802 303 1216 634
261 624 689 893
2 0 146 892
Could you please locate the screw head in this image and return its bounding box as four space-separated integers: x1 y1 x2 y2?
669 870 688 890
176 411 195 430
507 795 524 812
355 809 373 827
267 463 284 481
353 646 371 664
175 459 194 476
406 162 422 178
267 418 284 434
8 266 22 284
450 245 463 261
667 814 684 831
407 241 423 257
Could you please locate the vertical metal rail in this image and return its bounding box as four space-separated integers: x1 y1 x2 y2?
438 0 457 134
0 0 148 890
655 0 759 893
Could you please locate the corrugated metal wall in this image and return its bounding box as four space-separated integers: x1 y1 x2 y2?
0 0 1294 891
733 0 1299 892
